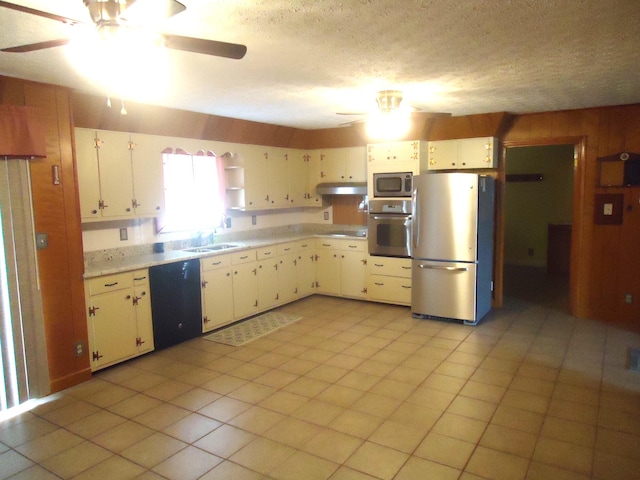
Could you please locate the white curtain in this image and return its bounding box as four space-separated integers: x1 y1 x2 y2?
156 148 227 233
0 158 49 411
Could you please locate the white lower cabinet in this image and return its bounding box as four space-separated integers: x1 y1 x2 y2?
232 250 259 319
201 254 234 333
367 256 412 305
85 269 154 371
296 241 317 297
257 246 280 311
315 238 367 299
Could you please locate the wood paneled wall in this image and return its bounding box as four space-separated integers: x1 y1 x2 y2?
504 105 640 330
5 81 637 398
1 76 91 392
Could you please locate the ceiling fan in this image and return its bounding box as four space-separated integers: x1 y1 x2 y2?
0 0 247 60
337 90 450 128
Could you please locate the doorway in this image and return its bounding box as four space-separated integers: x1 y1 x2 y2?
503 144 575 311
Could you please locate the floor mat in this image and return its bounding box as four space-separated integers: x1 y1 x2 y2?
203 311 302 346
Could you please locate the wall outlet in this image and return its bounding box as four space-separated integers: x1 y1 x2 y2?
119 228 128 241
251 215 257 225
225 217 232 228
324 211 329 221
74 341 85 357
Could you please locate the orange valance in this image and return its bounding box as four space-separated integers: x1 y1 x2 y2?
0 105 47 158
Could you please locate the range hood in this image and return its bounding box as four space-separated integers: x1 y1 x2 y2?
316 182 367 195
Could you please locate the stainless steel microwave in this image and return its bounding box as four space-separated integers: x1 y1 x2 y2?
372 172 413 198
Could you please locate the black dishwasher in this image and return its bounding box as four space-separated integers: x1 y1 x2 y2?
149 259 202 350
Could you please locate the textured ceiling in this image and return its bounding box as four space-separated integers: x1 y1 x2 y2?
1 0 639 129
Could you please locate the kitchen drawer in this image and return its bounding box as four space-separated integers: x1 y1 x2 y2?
368 256 411 278
232 249 256 264
368 274 412 305
201 253 232 271
132 269 149 285
86 271 133 295
298 240 314 251
256 246 278 260
316 238 366 252
277 242 299 256
316 238 339 250
336 238 366 252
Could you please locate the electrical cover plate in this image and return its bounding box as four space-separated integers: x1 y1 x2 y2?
630 348 640 372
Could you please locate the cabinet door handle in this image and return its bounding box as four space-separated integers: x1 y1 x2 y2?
133 276 147 281
104 282 119 287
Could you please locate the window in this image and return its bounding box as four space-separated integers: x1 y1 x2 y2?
157 150 226 233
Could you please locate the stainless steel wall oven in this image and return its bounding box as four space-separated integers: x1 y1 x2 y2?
368 199 412 257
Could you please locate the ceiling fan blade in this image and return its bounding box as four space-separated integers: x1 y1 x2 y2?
162 34 247 59
0 1 82 25
1 38 70 53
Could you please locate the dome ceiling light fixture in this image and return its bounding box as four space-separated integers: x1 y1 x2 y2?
367 89 413 141
375 89 405 113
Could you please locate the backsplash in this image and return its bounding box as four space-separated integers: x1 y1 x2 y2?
82 222 363 266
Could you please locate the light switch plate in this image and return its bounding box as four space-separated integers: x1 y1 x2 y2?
35 233 48 249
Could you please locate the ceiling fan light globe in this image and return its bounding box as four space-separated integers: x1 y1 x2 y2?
375 89 403 112
84 0 126 26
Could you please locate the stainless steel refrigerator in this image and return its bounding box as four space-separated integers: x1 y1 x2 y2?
411 173 494 325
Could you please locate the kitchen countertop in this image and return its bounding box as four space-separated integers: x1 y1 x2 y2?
84 231 367 279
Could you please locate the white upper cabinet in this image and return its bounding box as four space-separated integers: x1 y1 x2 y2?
315 146 366 184
367 141 422 165
75 128 164 222
288 149 321 207
129 135 165 217
427 136 498 170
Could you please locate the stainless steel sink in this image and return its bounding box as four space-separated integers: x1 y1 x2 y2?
182 243 243 253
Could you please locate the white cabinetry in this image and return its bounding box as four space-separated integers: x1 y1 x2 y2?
316 147 367 183
257 246 281 310
289 150 322 207
315 238 367 299
201 254 234 332
75 128 164 221
85 269 154 371
367 141 423 165
427 136 497 170
296 240 317 297
225 146 322 210
231 250 259 319
367 256 412 306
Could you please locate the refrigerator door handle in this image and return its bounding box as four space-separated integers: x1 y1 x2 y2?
417 264 469 272
371 215 411 221
412 188 419 248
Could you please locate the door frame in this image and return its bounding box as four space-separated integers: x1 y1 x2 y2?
494 136 586 316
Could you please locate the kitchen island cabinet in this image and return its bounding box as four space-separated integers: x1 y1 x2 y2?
85 269 154 371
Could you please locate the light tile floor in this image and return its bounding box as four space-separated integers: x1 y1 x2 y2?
1 269 640 480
